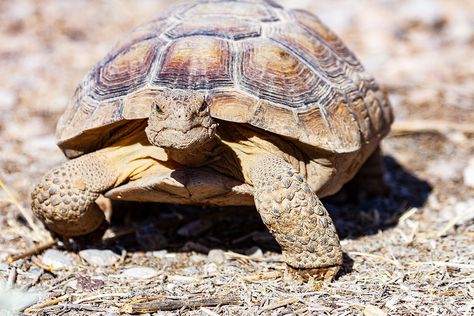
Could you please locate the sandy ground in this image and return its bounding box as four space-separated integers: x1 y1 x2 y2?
0 0 473 315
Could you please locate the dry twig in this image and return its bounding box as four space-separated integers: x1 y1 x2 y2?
261 297 300 311
7 239 57 264
24 294 69 314
121 294 241 313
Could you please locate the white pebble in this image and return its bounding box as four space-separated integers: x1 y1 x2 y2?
41 249 74 270
121 267 159 279
79 249 120 267
207 249 226 264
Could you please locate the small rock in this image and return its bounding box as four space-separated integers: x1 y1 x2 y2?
177 219 213 237
150 250 168 258
181 266 199 276
189 254 205 263
463 158 474 188
121 267 159 279
204 263 219 275
135 224 168 250
41 249 74 270
79 249 120 267
207 249 226 264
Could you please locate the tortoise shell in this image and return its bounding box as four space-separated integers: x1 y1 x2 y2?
57 0 393 158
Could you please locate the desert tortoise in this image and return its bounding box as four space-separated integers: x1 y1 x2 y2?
31 0 393 280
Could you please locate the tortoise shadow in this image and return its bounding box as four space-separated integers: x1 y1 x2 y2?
104 154 431 259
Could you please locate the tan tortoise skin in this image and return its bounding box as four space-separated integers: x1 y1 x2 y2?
32 0 394 281
56 0 392 158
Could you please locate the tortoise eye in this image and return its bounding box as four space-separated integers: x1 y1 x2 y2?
154 103 164 115
198 100 208 112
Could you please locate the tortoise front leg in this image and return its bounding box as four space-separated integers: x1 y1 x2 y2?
250 155 343 281
31 152 118 239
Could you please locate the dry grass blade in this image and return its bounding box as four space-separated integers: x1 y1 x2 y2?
121 294 241 313
0 176 45 241
31 257 57 275
73 292 129 304
261 297 300 311
7 239 57 264
242 270 283 282
24 294 69 314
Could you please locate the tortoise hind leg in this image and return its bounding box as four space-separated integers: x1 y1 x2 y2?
250 155 343 281
31 152 118 239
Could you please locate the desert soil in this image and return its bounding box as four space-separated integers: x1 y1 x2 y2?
0 0 473 315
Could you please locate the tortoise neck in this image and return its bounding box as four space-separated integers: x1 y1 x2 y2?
165 138 217 167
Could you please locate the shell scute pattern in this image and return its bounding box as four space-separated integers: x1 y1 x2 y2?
291 9 361 68
238 38 330 108
177 1 279 22
57 0 393 156
153 36 233 89
92 38 161 100
166 16 262 40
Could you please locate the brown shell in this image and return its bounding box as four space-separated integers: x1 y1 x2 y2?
57 0 393 158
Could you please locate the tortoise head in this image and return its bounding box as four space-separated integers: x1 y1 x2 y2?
145 89 217 150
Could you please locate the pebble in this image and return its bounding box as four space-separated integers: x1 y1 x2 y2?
79 249 120 267
41 249 74 270
189 254 205 263
148 250 168 258
204 263 219 275
463 158 474 188
181 266 200 276
121 267 159 279
177 219 213 237
207 249 226 264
